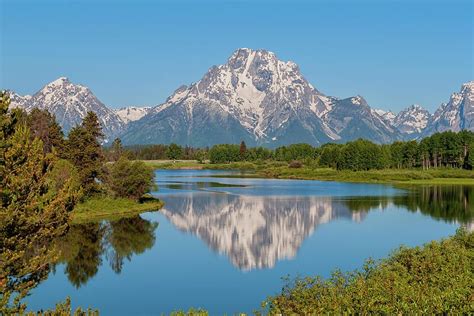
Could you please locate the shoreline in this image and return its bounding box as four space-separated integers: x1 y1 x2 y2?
71 196 164 224
143 160 474 186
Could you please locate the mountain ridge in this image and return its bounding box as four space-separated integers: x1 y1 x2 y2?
121 48 406 146
6 49 473 146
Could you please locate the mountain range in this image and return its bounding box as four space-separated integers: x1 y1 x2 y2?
7 48 474 146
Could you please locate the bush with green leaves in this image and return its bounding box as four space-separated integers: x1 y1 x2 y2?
166 143 184 160
208 144 240 163
106 157 156 200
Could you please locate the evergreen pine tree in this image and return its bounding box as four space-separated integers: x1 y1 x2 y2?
27 108 65 154
109 138 124 162
239 141 247 160
65 111 105 197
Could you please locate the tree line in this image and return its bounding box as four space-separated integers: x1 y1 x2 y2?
124 131 474 171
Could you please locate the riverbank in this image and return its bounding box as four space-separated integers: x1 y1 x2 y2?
71 196 164 223
263 229 473 314
142 160 474 185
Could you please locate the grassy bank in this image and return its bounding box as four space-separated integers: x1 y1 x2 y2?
71 196 164 223
143 160 474 185
256 165 474 185
263 229 473 314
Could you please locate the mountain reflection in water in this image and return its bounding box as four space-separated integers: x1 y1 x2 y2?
159 184 473 271
161 194 367 270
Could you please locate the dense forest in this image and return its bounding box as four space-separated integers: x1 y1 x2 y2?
114 131 474 171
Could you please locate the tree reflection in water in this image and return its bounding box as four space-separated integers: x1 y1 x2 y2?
393 185 474 224
55 216 158 288
339 185 473 224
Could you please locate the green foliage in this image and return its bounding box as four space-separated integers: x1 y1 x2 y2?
170 308 209 316
209 144 240 163
168 131 474 172
106 157 155 200
47 159 83 210
318 143 341 168
166 143 184 160
337 139 385 170
107 137 125 162
65 111 105 197
27 108 65 154
263 229 473 314
195 149 208 163
0 91 80 314
26 297 98 316
275 143 318 162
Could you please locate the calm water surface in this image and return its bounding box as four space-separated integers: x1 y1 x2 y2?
26 170 473 314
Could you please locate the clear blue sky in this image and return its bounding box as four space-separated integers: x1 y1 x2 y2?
1 0 472 112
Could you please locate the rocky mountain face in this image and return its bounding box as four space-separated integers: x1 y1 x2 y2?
393 104 431 137
7 77 126 142
121 48 401 146
8 91 32 109
114 106 151 123
374 109 396 125
321 95 400 144
423 81 474 136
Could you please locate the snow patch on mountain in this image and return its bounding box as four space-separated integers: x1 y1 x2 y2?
374 108 396 124
6 91 32 109
393 104 431 135
115 106 151 123
424 81 474 135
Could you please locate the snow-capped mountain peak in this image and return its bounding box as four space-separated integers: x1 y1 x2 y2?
47 76 70 87
8 77 126 141
140 48 335 143
121 48 401 146
393 104 431 135
425 81 474 134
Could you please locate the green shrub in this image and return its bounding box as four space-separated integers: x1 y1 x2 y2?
44 159 83 210
106 158 155 200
